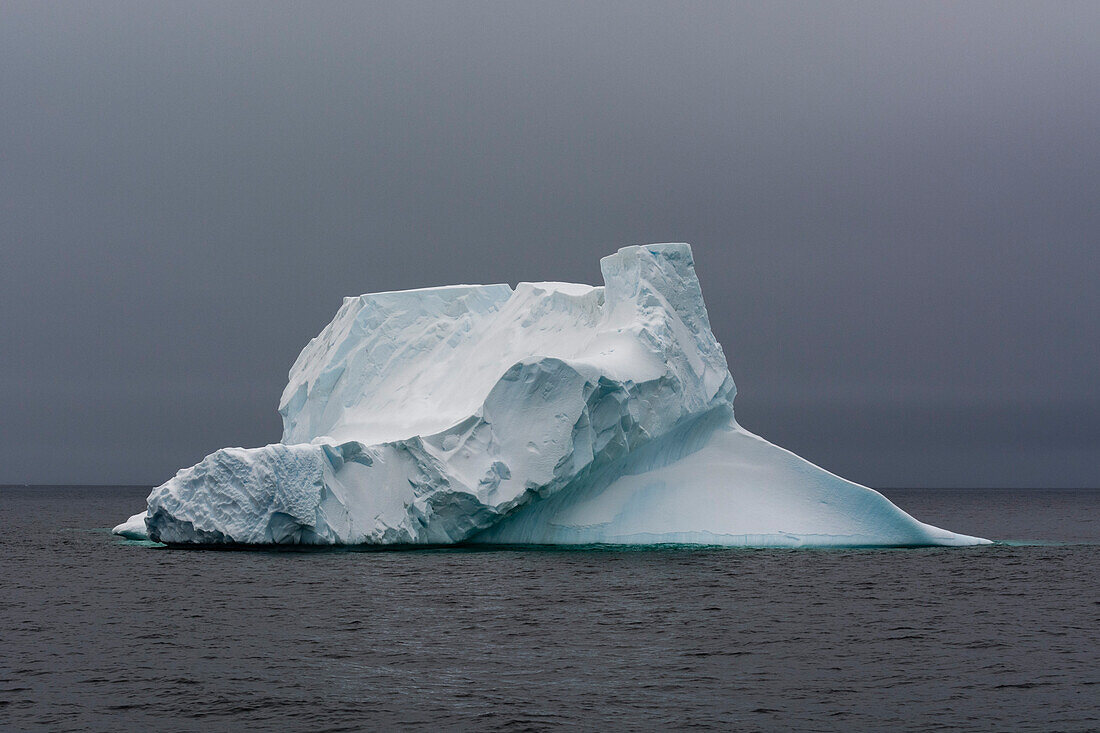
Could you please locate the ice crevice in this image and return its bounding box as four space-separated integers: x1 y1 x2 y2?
114 243 988 547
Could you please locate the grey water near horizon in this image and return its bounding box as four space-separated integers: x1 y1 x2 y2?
2 486 1097 731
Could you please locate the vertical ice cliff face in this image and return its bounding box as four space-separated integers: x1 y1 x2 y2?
115 244 988 547
278 284 514 446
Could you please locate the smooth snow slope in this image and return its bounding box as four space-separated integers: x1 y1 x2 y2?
114 244 988 547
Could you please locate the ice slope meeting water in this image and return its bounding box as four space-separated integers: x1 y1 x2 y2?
114 244 988 547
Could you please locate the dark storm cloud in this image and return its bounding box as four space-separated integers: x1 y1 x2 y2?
1 1 1097 486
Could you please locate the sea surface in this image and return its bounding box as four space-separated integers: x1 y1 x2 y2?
1 486 1097 732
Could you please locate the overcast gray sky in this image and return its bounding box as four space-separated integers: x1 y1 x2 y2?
1 1 1097 487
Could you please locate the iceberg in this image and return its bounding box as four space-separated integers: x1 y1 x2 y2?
114 244 988 547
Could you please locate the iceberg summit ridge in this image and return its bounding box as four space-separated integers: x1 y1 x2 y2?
114 244 989 547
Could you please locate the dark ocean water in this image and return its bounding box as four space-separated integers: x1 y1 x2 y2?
1 487 1097 732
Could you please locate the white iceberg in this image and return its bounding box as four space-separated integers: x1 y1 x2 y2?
114 244 988 547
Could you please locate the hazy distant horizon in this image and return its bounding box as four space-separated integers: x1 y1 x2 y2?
2 2 1097 487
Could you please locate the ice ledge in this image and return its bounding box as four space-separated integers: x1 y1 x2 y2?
347 282 511 298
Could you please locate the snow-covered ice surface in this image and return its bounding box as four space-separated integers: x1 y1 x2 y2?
114 244 988 547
